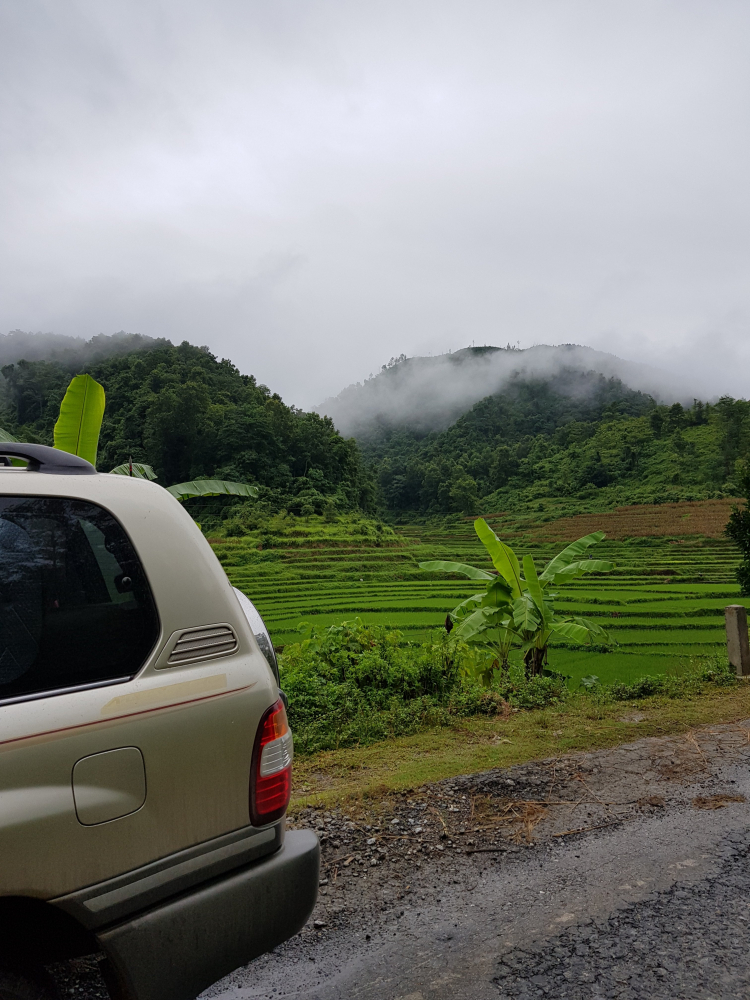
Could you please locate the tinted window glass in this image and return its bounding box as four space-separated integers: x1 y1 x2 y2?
0 496 159 701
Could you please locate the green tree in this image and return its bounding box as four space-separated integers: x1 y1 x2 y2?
449 472 479 514
725 467 750 594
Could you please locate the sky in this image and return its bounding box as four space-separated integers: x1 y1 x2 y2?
1 0 749 410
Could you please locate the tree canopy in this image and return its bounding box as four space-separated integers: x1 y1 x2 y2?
0 341 374 516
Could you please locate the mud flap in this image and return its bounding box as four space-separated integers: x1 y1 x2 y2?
97 830 319 1000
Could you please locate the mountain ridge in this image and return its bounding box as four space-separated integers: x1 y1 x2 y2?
316 344 696 441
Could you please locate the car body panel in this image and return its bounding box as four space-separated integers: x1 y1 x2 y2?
0 472 278 896
98 830 319 1000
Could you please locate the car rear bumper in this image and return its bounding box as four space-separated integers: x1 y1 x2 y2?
97 829 319 1000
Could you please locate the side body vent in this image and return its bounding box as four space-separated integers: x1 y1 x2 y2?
156 624 239 669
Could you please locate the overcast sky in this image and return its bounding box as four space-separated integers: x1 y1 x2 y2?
1 0 749 409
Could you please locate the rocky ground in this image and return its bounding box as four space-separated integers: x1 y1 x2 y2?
274 717 750 944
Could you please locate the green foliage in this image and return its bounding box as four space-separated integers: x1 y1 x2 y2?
0 341 373 522
593 655 736 702
370 377 746 515
420 518 612 674
372 371 657 513
279 620 567 754
53 373 105 467
110 462 158 480
0 427 18 443
165 480 259 501
725 467 750 594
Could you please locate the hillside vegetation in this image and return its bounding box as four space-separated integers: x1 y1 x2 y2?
0 338 373 517
210 507 743 753
370 373 749 516
211 505 744 674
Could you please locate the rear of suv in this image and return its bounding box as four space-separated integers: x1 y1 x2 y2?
0 444 318 1000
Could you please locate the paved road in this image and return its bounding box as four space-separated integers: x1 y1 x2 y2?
206 734 750 1000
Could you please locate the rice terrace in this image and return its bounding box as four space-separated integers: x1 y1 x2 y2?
212 498 746 691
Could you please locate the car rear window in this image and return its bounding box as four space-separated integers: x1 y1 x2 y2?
0 496 159 702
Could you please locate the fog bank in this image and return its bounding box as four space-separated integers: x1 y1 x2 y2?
317 344 697 439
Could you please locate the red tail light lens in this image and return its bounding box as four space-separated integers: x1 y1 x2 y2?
250 699 292 825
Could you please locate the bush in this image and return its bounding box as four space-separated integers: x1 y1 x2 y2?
280 620 567 753
593 655 736 703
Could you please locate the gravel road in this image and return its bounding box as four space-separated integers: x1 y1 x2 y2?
57 719 750 1000
206 720 750 1000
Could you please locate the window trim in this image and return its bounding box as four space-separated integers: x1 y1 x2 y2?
0 674 134 709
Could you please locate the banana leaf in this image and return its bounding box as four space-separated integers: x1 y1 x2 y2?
53 374 105 467
522 554 548 626
474 519 523 598
481 578 514 606
0 427 19 442
166 480 259 501
549 620 594 644
453 607 512 643
569 615 610 639
110 462 158 480
419 560 494 581
512 594 541 633
540 531 606 581
449 594 483 620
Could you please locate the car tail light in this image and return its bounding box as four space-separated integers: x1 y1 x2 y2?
250 698 292 825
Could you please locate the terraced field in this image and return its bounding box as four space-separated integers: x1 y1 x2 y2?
210 502 747 688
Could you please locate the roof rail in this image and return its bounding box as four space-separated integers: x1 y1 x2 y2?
0 443 97 475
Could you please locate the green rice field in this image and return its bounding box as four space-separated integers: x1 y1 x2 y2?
210 508 746 689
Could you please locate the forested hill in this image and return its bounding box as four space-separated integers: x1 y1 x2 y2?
0 340 373 516
371 369 750 516
3 333 749 524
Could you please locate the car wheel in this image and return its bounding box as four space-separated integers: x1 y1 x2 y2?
0 968 59 1000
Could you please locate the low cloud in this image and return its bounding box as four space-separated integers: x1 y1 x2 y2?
317 344 698 439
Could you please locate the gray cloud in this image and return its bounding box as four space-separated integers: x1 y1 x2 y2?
1 1 749 409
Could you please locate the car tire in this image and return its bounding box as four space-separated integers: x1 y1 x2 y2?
0 968 59 1000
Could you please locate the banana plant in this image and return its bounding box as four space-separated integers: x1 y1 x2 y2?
0 426 24 466
110 460 158 480
420 518 613 676
163 479 258 501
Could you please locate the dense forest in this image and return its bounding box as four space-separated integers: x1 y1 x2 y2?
367 370 750 516
0 340 374 518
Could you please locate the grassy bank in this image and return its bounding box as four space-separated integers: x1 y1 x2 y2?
290 680 750 810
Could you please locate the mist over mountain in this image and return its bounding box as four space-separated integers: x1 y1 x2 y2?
0 330 169 371
316 345 697 441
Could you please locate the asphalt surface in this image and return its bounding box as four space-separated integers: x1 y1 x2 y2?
206 723 750 1000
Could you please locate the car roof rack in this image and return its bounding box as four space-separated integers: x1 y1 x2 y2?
0 443 97 475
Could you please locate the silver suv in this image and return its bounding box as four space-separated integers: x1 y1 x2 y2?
0 444 318 1000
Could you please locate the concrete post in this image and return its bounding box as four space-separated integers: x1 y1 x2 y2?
725 605 750 677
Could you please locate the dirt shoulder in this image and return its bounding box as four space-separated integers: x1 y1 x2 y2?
287 714 750 940
201 713 750 998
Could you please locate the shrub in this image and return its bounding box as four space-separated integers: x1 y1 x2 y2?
280 620 567 753
594 655 735 703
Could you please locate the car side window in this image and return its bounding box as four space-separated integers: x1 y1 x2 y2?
0 496 160 702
